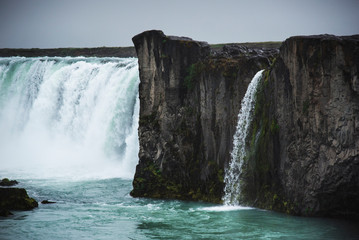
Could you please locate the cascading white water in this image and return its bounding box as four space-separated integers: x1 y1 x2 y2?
223 69 264 205
0 57 139 180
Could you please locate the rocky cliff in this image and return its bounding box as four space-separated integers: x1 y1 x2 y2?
130 30 277 202
244 34 359 219
131 30 359 219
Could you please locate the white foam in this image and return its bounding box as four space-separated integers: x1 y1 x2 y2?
223 70 264 205
0 57 139 180
199 205 254 212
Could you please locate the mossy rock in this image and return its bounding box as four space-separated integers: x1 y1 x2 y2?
0 188 38 211
0 208 13 217
0 178 18 186
239 62 299 215
131 159 224 203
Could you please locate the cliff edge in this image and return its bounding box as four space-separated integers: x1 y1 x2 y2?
131 30 276 202
131 30 358 219
245 34 359 219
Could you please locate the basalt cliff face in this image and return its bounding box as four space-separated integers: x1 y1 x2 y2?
130 30 276 202
131 30 359 219
245 34 359 218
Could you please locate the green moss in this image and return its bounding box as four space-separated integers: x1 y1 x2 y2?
239 66 298 215
302 99 310 115
139 112 155 125
270 119 279 133
0 188 38 211
180 40 194 48
0 178 18 186
270 57 277 68
254 185 296 214
139 112 160 129
210 43 226 49
217 169 224 183
131 134 225 204
184 62 205 90
184 106 195 115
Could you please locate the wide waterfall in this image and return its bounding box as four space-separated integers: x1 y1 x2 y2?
223 70 264 205
0 57 139 180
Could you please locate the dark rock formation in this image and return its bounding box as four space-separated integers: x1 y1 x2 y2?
0 208 13 217
245 34 359 219
130 30 277 202
0 47 136 58
131 30 359 219
0 188 38 216
41 200 56 204
0 178 18 186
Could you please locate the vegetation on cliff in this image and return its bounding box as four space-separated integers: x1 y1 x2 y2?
131 30 277 204
242 34 359 219
132 30 359 219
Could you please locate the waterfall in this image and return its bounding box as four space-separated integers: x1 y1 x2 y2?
0 57 139 180
223 69 264 205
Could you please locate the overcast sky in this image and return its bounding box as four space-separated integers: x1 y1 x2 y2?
0 0 358 48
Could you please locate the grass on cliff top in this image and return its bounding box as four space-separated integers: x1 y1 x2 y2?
210 41 282 49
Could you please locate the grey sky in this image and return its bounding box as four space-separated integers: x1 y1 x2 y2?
0 0 358 48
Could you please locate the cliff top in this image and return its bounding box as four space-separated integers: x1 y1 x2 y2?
132 30 210 50
133 30 280 60
280 34 359 52
3 31 357 58
285 34 359 41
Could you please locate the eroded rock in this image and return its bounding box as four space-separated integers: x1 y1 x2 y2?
245 34 359 219
131 30 276 202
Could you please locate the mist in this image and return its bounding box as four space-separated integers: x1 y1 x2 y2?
0 57 140 180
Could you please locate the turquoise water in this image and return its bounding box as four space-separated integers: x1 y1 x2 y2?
1 178 358 240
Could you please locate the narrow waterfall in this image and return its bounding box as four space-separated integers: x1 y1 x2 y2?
223 69 264 205
0 57 139 180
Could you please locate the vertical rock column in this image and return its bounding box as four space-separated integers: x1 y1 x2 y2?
246 34 359 218
131 30 273 202
131 30 216 200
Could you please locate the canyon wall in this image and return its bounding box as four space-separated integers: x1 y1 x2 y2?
130 30 276 202
245 34 359 218
131 30 359 219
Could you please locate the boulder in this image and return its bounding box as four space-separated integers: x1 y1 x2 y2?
0 188 38 216
0 178 18 186
41 200 56 204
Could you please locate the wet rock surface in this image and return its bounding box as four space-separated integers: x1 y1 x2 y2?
41 200 56 204
131 30 276 202
0 187 38 216
0 178 18 186
245 34 359 219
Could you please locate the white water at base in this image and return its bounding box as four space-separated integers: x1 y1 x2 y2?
0 57 139 180
199 205 254 212
223 70 264 205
